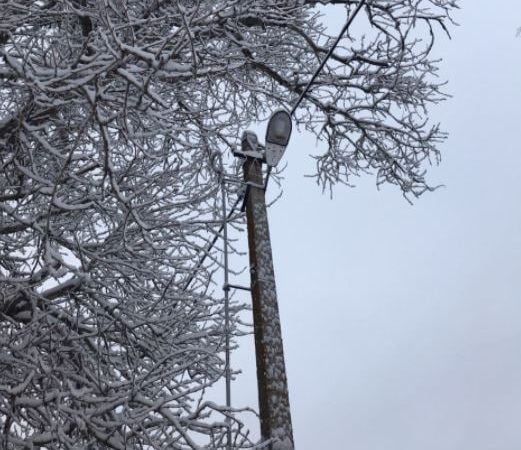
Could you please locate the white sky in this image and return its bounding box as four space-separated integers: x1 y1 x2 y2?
226 1 521 449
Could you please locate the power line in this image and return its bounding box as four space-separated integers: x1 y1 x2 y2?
290 0 367 116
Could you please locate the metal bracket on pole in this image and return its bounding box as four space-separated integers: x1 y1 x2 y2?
224 283 252 292
233 130 266 161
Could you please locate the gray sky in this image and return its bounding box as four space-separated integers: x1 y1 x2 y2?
228 2 521 449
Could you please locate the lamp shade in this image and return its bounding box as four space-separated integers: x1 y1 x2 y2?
265 110 292 167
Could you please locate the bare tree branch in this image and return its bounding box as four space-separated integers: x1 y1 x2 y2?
0 0 458 447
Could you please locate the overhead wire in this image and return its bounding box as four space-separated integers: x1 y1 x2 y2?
265 0 367 191
290 0 367 117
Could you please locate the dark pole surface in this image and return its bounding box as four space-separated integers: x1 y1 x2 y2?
243 156 295 450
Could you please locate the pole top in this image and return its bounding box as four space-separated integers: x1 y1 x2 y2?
233 130 265 160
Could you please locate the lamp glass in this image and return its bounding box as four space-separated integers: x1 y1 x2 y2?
266 110 292 146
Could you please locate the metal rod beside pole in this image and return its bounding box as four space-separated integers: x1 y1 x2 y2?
219 156 233 450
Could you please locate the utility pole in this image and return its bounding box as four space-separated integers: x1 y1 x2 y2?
236 111 295 450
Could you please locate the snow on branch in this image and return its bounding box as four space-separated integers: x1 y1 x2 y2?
1 0 458 448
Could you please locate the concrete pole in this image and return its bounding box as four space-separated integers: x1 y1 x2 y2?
242 155 295 450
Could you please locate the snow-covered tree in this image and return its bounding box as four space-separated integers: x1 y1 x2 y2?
1 1 457 448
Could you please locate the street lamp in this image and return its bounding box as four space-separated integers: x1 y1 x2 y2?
234 109 292 168
265 109 292 168
234 109 295 450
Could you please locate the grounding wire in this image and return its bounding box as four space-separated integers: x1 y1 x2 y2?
218 155 233 450
181 156 240 449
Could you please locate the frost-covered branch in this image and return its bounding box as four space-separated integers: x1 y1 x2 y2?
1 0 457 448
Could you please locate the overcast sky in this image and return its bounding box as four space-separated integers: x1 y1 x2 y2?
226 2 521 449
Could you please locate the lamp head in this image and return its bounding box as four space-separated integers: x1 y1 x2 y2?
265 109 292 167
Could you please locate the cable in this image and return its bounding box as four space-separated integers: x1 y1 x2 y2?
263 166 272 192
182 192 242 292
290 0 367 117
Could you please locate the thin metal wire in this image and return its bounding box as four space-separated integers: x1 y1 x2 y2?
290 0 367 117
259 1 367 191
178 155 242 450
218 155 233 450
263 166 272 192
182 193 242 292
